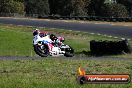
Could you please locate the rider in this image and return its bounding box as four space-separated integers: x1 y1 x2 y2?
33 29 40 36
33 29 64 47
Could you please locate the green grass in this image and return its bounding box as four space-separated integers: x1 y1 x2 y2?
0 24 119 56
0 25 33 56
0 58 132 88
0 24 132 58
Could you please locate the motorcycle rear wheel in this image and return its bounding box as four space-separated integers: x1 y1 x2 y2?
64 46 74 57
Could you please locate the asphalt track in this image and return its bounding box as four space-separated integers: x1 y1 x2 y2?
0 17 132 39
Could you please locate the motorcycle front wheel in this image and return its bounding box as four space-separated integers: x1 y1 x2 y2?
34 44 49 57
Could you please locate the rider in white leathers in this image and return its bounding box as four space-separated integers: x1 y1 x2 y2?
33 29 52 44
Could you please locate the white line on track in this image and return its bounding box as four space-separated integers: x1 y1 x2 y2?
90 33 95 35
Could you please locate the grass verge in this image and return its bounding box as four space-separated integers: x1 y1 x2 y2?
0 58 132 88
0 24 119 56
0 23 132 58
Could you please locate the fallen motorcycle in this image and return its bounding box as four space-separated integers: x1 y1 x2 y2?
33 34 74 57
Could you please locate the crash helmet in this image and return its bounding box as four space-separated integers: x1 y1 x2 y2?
33 29 40 36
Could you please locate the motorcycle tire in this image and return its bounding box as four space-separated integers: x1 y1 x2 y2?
34 44 49 57
64 46 74 57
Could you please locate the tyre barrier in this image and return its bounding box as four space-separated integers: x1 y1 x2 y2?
90 40 131 55
45 16 132 22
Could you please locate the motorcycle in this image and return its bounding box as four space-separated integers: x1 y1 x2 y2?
33 34 74 57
